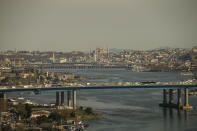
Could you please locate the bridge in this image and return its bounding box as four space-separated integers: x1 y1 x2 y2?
31 63 127 69
10 63 127 73
1 84 197 111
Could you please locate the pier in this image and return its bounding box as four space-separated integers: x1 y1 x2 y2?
55 90 77 110
159 88 193 110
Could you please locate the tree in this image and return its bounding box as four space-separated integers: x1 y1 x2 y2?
14 104 32 119
79 106 83 110
25 104 32 118
40 123 54 131
85 107 93 115
48 112 61 122
15 104 27 119
70 111 76 117
36 115 48 125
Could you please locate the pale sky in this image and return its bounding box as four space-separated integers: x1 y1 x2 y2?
0 0 197 51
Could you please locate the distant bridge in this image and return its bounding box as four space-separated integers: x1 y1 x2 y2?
11 63 128 72
32 63 127 69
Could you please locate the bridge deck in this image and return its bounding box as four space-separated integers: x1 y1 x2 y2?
0 85 197 93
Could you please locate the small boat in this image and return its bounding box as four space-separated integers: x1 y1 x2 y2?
141 81 156 84
18 97 24 100
181 72 193 76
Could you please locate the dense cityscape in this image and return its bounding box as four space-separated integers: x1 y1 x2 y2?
0 46 197 86
1 47 197 130
1 46 197 72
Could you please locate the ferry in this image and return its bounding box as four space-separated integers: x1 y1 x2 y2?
180 72 193 76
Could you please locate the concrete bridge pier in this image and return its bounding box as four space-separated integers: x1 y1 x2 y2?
56 92 60 106
163 89 167 104
61 92 64 106
56 92 66 106
159 89 168 107
67 91 72 107
169 89 174 105
177 89 183 109
73 89 77 110
182 88 192 110
159 89 176 108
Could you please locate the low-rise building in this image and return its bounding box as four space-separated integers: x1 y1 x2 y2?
20 73 34 79
57 73 74 81
31 110 50 118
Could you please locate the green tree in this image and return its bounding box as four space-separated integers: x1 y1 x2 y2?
36 115 48 125
48 112 61 122
25 104 32 118
79 106 83 110
40 123 54 131
85 107 93 115
70 111 76 117
15 104 27 119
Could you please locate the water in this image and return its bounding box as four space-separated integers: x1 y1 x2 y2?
9 69 197 131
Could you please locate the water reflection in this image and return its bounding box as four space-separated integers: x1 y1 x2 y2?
162 107 191 131
184 110 189 121
163 108 168 131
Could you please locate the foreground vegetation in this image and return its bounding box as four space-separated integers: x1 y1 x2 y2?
7 104 102 131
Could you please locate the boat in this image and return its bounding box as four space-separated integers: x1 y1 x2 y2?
141 81 157 85
18 97 24 100
180 72 193 76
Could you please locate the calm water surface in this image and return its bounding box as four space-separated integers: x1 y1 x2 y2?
9 69 197 131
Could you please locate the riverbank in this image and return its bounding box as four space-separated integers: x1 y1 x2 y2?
31 107 103 130
0 97 102 131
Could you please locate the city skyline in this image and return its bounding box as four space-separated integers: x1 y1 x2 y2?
0 0 197 51
0 45 196 52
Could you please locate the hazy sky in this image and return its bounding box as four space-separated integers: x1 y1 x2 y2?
0 0 197 51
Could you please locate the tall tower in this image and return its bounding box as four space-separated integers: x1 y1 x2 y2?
52 52 55 63
107 48 109 59
28 64 31 84
33 65 37 80
41 64 44 74
94 49 97 62
89 49 91 57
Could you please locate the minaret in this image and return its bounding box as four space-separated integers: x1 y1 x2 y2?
94 49 97 62
107 47 109 59
52 52 55 63
41 63 44 74
13 59 16 66
28 64 31 84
